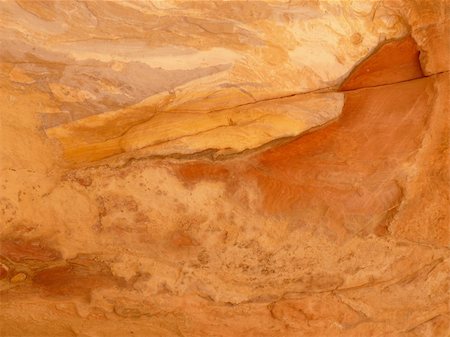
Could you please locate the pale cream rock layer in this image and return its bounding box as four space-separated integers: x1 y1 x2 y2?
0 0 413 164
2 0 446 166
0 0 409 118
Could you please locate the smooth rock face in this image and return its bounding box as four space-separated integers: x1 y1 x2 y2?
47 92 344 164
339 36 424 90
0 1 449 337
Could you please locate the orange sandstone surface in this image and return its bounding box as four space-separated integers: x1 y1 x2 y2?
0 1 449 337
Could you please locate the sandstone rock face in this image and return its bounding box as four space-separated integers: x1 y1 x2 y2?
339 36 424 90
0 1 449 337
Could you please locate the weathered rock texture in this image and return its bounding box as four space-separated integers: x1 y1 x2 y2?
0 1 449 337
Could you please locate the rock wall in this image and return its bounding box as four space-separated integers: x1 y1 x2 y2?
0 1 449 337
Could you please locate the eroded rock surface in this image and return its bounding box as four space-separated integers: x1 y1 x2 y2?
0 1 449 337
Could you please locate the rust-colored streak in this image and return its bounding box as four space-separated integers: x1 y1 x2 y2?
0 264 8 279
247 76 432 236
0 239 61 262
174 162 230 185
339 36 424 91
32 260 117 298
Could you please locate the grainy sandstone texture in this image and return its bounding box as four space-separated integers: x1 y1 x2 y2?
0 1 449 337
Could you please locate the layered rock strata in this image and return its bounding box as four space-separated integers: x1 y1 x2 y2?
0 1 449 337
